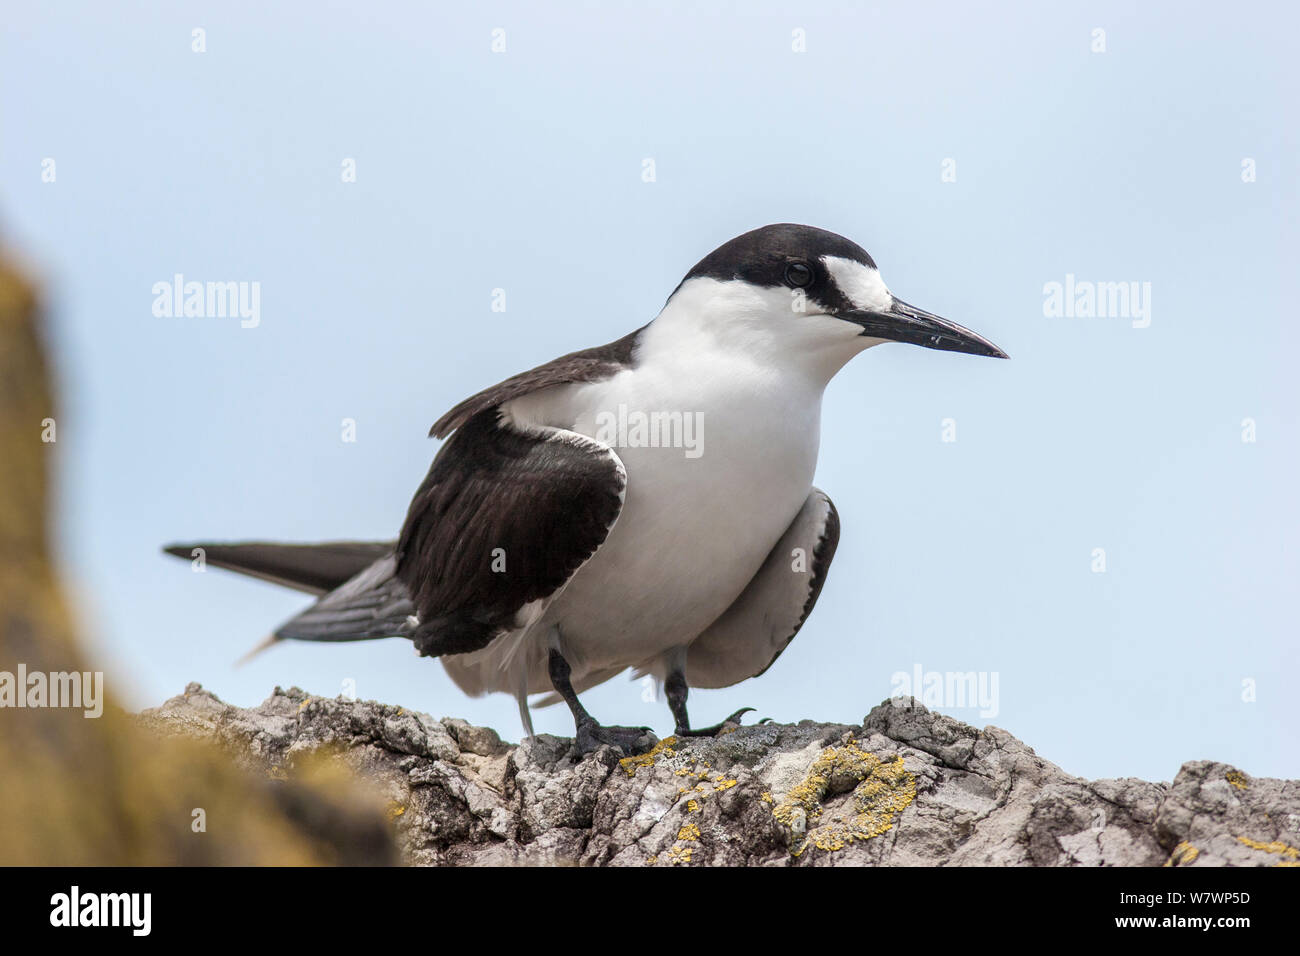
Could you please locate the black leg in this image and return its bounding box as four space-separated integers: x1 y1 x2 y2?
548 648 656 757
665 669 692 734
665 665 754 737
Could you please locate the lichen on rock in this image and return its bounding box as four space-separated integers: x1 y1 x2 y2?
772 739 916 857
136 688 1300 867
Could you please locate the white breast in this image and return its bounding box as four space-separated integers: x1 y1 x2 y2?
443 277 867 699
562 351 821 644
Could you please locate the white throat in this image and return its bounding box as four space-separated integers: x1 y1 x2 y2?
640 276 876 387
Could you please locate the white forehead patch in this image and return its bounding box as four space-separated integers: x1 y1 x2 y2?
823 256 893 313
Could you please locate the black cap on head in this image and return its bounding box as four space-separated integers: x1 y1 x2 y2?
675 223 877 310
673 223 1008 359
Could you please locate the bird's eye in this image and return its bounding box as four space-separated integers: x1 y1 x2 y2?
784 262 813 288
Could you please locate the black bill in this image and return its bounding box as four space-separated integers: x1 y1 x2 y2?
843 298 1008 359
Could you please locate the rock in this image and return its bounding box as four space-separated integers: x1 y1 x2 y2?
0 255 398 867
139 687 1300 867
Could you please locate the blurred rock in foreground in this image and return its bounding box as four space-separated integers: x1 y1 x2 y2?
141 685 1299 867
0 248 398 865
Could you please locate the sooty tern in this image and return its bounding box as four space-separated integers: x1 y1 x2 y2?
166 223 1007 756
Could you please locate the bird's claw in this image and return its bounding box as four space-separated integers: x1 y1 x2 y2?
675 706 757 737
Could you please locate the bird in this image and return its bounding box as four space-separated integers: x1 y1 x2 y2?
165 223 1006 756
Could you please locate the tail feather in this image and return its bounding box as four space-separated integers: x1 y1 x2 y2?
235 633 280 666
162 540 395 595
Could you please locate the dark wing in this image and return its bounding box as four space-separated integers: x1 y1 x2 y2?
397 412 627 658
429 328 641 438
684 489 840 688
273 554 416 642
219 332 638 653
162 540 394 595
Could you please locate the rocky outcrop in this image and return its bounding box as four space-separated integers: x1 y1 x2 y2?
140 684 1300 866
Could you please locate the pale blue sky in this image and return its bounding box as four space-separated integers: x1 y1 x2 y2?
4 1 1296 781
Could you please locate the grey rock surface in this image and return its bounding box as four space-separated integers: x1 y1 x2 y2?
139 683 1300 867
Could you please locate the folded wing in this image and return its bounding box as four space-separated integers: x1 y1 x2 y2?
396 412 627 658
684 488 839 688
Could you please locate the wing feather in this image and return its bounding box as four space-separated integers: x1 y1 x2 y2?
684 489 840 688
273 554 416 642
397 412 627 658
429 329 640 438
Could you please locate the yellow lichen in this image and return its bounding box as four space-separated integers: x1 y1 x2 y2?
677 823 700 842
618 736 678 776
760 791 773 804
686 800 700 813
1163 841 1199 866
714 779 738 791
1236 836 1300 860
772 741 916 858
667 845 693 865
1224 770 1248 790
646 855 658 865
387 805 405 819
297 697 312 712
